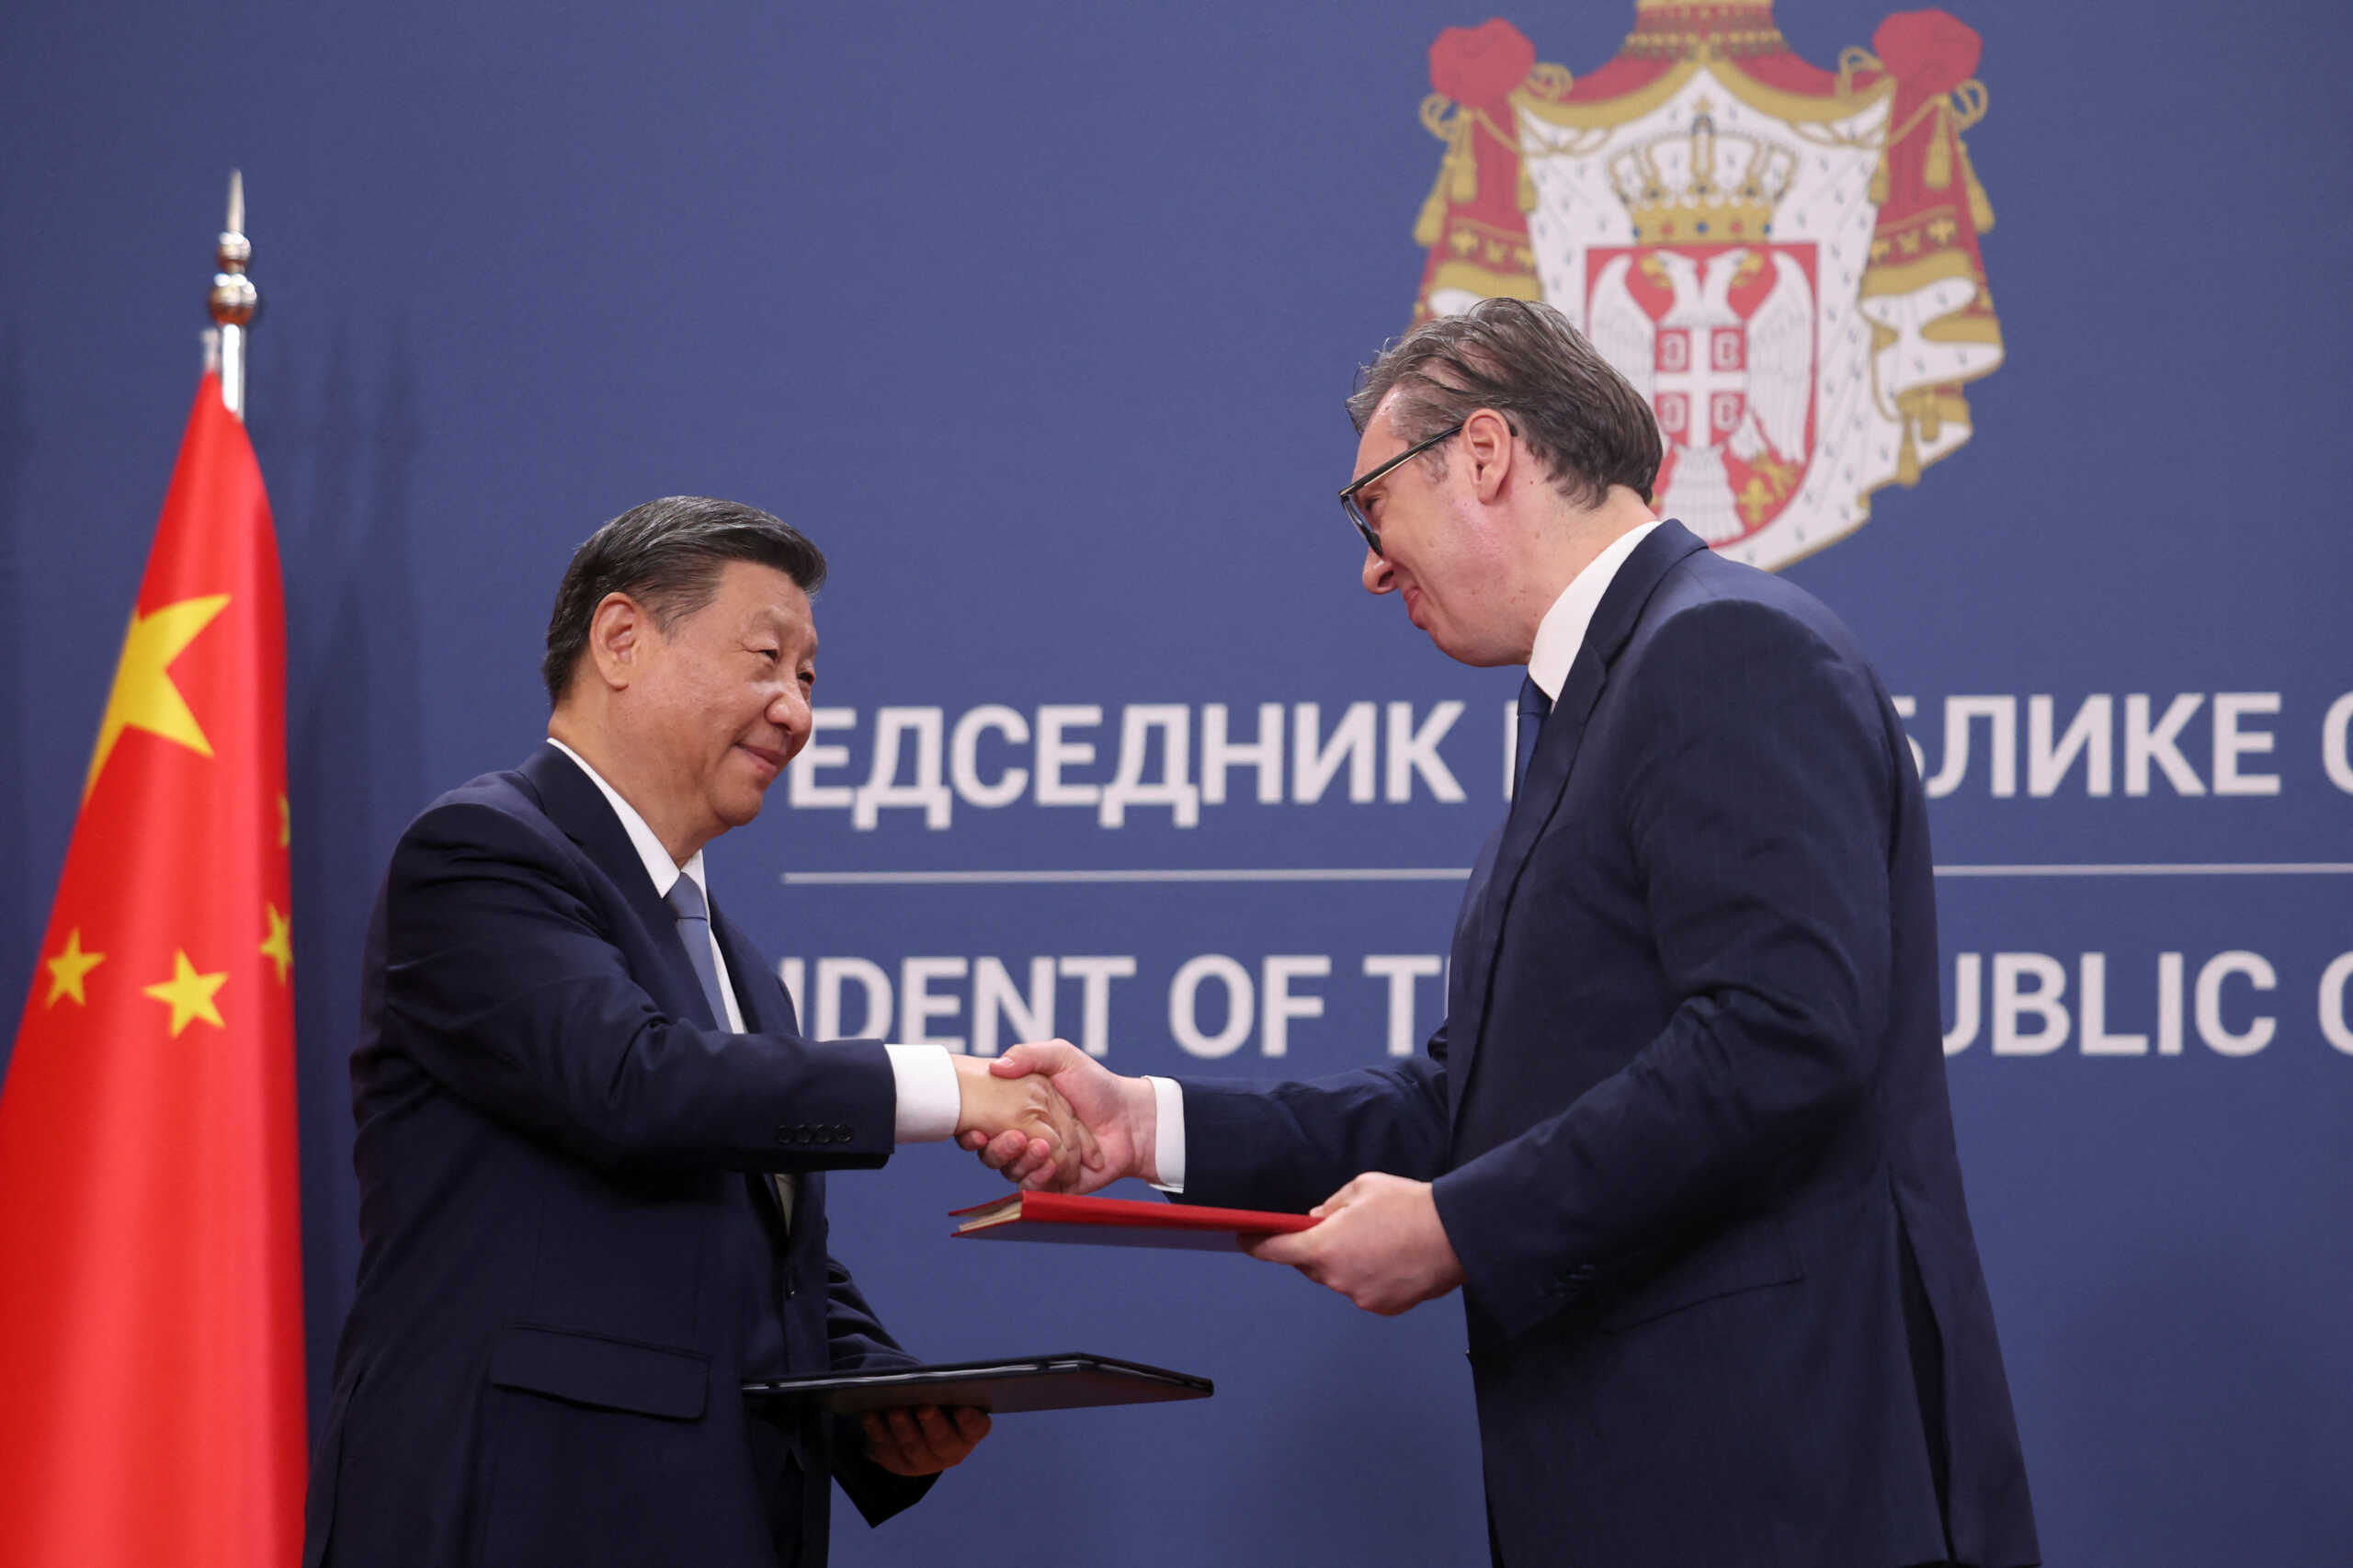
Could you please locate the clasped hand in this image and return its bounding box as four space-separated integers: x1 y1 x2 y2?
949 1053 1099 1189
959 1044 1464 1316
957 1041 1157 1193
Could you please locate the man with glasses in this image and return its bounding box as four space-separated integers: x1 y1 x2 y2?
970 298 2039 1568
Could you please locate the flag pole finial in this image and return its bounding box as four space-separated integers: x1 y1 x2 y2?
208 170 258 421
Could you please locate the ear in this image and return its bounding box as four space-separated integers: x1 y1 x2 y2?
1461 408 1516 504
585 591 653 691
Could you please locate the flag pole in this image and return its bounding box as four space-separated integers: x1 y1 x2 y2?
207 169 257 422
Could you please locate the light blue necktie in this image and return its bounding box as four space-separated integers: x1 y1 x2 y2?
665 876 732 1028
1513 674 1552 800
665 877 795 1229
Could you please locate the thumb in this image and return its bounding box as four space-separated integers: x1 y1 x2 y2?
988 1051 1036 1077
1312 1175 1369 1217
993 1040 1074 1077
1245 1232 1311 1266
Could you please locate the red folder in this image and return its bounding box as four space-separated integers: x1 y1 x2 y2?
949 1190 1317 1251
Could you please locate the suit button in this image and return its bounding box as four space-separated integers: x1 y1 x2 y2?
774 1126 794 1145
832 1126 851 1143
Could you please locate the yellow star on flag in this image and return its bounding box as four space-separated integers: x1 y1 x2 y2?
259 903 293 985
83 594 233 801
278 792 291 847
43 928 107 1007
142 949 228 1038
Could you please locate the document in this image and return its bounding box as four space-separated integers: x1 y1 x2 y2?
950 1190 1317 1251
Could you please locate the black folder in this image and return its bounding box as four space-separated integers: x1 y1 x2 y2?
742 1352 1212 1415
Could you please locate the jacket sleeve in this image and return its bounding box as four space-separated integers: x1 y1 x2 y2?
1433 597 1898 1339
818 1256 938 1528
1176 1050 1452 1213
379 797 898 1173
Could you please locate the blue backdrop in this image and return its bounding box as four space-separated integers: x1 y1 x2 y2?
6 2 2350 1562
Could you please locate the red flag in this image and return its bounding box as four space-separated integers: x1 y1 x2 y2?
0 376 304 1565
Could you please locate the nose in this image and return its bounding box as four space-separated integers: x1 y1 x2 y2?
1362 545 1395 596
769 685 813 760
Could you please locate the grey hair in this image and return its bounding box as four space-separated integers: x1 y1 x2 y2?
541 495 826 707
1347 297 1662 508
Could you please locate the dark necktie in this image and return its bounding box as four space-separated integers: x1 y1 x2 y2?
665 877 795 1228
1513 674 1552 801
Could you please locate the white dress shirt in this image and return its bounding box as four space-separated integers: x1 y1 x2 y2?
1525 519 1661 702
1151 519 1663 1193
545 738 962 1144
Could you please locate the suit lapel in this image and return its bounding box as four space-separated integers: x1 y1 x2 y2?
1449 823 1507 1022
710 895 804 1234
1446 522 1709 1131
710 901 790 1040
521 744 801 1236
517 743 717 1028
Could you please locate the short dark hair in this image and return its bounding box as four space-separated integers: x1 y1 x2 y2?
1345 296 1662 508
541 495 827 706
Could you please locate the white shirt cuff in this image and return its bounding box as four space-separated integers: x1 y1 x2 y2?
886 1044 961 1143
1146 1074 1185 1192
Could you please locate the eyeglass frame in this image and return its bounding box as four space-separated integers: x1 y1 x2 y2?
1336 421 1465 556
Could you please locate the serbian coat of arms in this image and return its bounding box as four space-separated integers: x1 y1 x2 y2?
1405 1 2001 568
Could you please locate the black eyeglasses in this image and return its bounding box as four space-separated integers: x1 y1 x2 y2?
1336 422 1464 555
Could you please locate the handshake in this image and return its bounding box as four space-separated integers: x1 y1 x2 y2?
948 1041 1469 1320
948 1043 1153 1194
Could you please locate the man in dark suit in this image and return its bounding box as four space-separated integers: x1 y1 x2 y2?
304 497 1085 1568
969 301 2040 1566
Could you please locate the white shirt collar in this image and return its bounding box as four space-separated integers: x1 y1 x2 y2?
1525 520 1663 701
543 737 709 905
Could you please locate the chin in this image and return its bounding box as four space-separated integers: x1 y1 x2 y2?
716 784 771 830
1424 628 1492 668
1423 619 1518 668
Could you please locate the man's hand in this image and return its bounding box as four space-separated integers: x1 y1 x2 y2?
958 1040 1154 1193
951 1054 1093 1188
1245 1172 1466 1316
861 1404 990 1477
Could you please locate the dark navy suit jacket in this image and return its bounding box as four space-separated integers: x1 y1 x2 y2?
304 744 932 1568
1181 523 2040 1567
